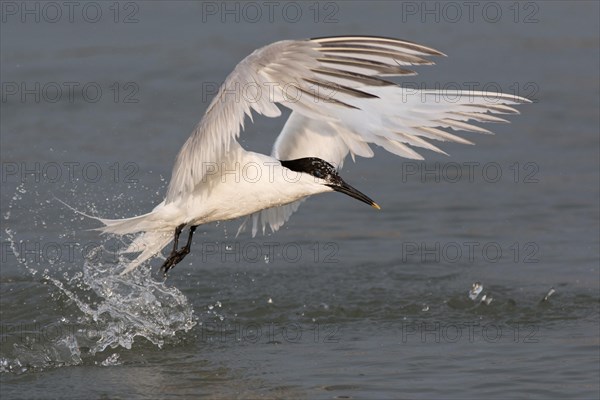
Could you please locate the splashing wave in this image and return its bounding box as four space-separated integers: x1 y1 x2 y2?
1 183 196 373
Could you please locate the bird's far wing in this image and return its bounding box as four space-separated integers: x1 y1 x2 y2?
165 36 444 202
236 199 305 238
271 37 531 167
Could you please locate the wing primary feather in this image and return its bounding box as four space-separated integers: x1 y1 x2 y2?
465 104 521 114
413 126 475 145
318 56 417 76
295 86 361 110
302 77 379 99
452 111 510 123
438 119 493 134
310 35 446 56
315 46 434 65
396 132 448 155
310 67 395 87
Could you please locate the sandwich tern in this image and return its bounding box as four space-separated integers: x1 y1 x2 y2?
90 36 528 275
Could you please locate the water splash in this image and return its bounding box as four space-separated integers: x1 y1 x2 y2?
1 183 196 373
469 282 483 300
468 282 493 306
100 353 121 366
79 247 196 351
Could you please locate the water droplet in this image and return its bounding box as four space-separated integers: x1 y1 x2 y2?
542 287 556 302
480 294 493 305
101 353 121 366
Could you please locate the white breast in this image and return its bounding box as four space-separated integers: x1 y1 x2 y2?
181 149 331 225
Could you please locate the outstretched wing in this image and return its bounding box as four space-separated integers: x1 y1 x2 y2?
271 37 529 165
165 36 447 202
236 37 529 236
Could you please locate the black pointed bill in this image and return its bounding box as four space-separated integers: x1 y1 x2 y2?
328 181 381 210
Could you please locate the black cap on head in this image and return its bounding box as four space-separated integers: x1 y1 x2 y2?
280 157 380 209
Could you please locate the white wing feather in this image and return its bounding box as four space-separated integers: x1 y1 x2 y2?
164 36 528 235
236 199 305 238
165 36 446 202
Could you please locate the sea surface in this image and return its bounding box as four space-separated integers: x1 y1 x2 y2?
1 2 599 399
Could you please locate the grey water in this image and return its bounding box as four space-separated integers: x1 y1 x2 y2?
1 2 598 399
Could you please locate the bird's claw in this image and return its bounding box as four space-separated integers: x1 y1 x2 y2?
160 248 190 277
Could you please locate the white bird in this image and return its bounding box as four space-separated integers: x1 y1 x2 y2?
91 36 529 275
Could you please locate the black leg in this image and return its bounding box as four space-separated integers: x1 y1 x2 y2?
182 225 197 253
161 225 198 276
171 224 184 254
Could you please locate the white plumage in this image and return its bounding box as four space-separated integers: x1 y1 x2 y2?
92 36 529 275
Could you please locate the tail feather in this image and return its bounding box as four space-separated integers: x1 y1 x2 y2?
55 197 179 274
98 212 176 275
119 231 173 275
96 212 162 235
